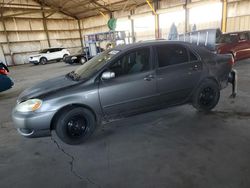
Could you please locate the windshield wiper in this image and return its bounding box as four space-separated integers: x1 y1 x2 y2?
67 71 81 81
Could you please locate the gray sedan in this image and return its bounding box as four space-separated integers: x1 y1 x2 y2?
12 41 236 145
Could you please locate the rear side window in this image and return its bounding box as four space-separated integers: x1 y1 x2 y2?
218 34 238 43
156 45 188 68
49 48 57 53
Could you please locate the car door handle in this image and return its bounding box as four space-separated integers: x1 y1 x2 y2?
190 65 199 71
144 74 154 81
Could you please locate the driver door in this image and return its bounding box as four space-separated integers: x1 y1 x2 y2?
98 47 157 117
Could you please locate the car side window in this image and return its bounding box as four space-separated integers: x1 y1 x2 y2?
156 45 188 68
49 49 55 53
109 48 150 77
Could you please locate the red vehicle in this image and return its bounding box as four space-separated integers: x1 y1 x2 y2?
216 31 250 61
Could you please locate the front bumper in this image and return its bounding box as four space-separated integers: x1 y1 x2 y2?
12 109 55 138
228 69 237 98
29 60 39 64
64 56 78 64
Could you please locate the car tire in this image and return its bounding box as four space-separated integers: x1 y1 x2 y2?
192 79 220 112
33 62 39 65
40 57 47 65
80 57 87 65
63 54 69 61
55 107 96 145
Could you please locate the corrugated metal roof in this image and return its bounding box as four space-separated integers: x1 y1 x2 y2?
34 0 148 18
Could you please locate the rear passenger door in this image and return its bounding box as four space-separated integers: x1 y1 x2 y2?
44 49 54 60
154 44 202 105
53 48 63 59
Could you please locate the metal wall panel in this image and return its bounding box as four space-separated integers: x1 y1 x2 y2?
46 19 78 30
227 0 250 32
159 9 185 39
159 0 185 9
133 14 155 41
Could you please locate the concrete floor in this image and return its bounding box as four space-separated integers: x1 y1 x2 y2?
0 60 250 188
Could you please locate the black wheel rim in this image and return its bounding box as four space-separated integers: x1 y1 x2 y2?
63 55 68 60
80 58 86 64
41 59 46 64
199 87 216 106
66 115 88 138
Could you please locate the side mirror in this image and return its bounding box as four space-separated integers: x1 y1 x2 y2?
101 71 115 80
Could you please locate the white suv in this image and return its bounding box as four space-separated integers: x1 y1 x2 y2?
29 48 70 65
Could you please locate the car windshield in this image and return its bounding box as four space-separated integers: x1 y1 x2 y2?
77 48 88 54
39 49 49 53
68 49 119 80
217 34 238 43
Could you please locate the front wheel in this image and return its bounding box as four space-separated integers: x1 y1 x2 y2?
79 57 87 65
192 79 220 112
55 107 96 145
40 57 47 65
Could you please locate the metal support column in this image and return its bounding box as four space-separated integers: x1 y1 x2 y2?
154 0 160 39
77 19 84 48
41 5 51 47
130 10 135 43
184 0 190 33
0 12 14 65
221 0 227 32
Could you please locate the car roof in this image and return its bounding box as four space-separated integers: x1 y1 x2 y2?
113 40 195 51
42 47 65 50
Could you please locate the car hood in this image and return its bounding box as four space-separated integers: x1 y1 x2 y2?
17 75 79 103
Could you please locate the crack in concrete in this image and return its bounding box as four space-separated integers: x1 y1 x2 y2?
50 136 102 188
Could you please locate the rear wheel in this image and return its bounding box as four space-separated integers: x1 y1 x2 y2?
55 107 96 145
40 57 47 65
192 79 220 112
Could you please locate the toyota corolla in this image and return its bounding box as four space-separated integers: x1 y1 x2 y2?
12 41 237 145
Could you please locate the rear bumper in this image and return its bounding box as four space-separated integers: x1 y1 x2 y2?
228 69 237 98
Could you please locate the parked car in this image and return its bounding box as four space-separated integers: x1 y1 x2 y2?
216 31 250 61
12 41 237 145
64 47 104 65
29 47 70 65
0 62 14 92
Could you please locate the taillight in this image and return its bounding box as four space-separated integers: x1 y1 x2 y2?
229 56 235 66
0 68 8 75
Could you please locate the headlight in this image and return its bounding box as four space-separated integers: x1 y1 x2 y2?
16 99 42 112
71 56 77 60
